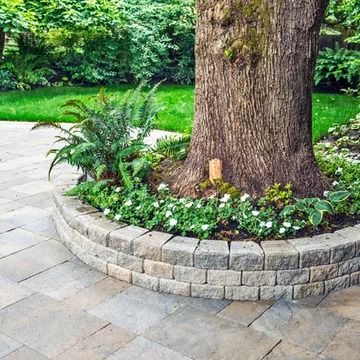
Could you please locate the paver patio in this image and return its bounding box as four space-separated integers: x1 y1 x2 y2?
0 121 359 359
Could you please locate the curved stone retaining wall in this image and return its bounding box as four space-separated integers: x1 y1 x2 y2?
53 186 360 301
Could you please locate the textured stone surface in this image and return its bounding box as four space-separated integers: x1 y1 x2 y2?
242 271 276 286
108 337 192 360
314 233 356 263
108 225 148 254
225 286 259 301
310 263 339 282
207 269 241 286
144 306 280 360
338 257 360 276
264 342 317 360
160 278 191 297
144 259 174 279
86 219 124 246
288 237 330 267
132 272 159 291
191 284 225 300
217 300 273 326
161 236 199 267
335 226 360 256
0 293 108 358
260 286 293 300
0 334 21 359
1 346 49 360
89 286 183 334
230 241 264 271
107 263 132 283
262 241 299 270
251 299 348 353
194 240 229 270
133 231 172 261
277 269 310 285
55 324 135 360
293 282 325 299
117 252 143 273
174 265 206 284
0 276 34 310
325 275 350 293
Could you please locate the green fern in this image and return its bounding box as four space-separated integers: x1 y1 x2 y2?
155 134 191 160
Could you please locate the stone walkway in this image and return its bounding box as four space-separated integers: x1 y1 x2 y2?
0 121 359 360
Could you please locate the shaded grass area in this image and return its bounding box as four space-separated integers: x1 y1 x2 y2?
0 85 358 141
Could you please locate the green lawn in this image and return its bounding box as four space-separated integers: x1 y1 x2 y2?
0 85 358 141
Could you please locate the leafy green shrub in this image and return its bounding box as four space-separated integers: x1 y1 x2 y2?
33 83 161 186
315 46 360 90
0 69 16 90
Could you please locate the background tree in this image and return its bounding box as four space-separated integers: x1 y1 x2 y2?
172 0 330 197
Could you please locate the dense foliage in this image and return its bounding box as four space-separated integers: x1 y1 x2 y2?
40 87 359 240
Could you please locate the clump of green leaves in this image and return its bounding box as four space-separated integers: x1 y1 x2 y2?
33 83 161 187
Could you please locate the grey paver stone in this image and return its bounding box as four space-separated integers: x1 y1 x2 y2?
293 281 325 299
0 334 21 358
230 241 264 271
262 241 299 270
133 231 172 261
325 275 350 293
108 225 148 254
107 337 192 360
191 284 225 300
194 240 229 270
225 286 259 301
159 278 191 297
117 252 143 272
174 265 206 284
338 258 360 276
277 268 310 285
288 237 330 267
0 276 34 310
162 236 199 266
310 263 339 282
260 286 293 300
144 259 173 279
242 271 276 286
314 233 356 263
335 226 360 256
132 272 159 291
1 346 49 360
207 269 241 286
107 263 132 283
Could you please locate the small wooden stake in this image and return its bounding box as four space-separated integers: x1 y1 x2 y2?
209 159 222 184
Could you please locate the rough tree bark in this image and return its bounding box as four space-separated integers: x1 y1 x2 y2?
172 0 329 197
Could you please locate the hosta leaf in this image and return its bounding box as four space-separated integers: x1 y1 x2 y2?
309 211 323 226
315 200 335 215
328 191 351 203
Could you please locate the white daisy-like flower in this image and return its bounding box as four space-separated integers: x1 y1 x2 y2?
335 167 343 175
293 225 301 230
124 200 132 207
260 221 266 227
279 227 286 234
265 221 272 229
324 191 329 197
169 218 177 227
185 202 193 208
219 203 225 209
179 198 186 204
201 224 209 231
153 202 160 208
136 206 141 211
114 214 121 221
240 193 250 202
167 203 175 209
157 183 169 191
252 210 260 217
283 222 291 228
165 210 172 218
103 208 111 216
196 203 202 209
332 181 339 186
220 194 231 203
115 187 121 193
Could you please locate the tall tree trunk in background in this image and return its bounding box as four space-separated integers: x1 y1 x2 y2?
172 0 329 197
0 30 5 59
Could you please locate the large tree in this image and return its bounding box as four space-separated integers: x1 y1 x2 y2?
173 0 330 197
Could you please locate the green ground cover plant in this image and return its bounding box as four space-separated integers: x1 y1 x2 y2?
1 85 358 141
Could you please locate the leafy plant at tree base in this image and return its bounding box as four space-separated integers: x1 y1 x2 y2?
33 83 161 187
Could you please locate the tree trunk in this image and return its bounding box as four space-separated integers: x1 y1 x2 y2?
0 29 5 59
172 0 329 198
